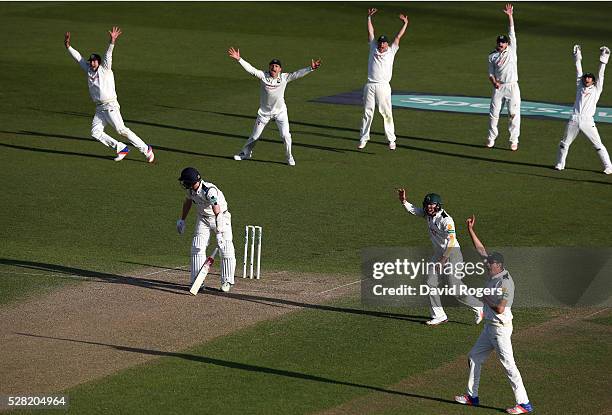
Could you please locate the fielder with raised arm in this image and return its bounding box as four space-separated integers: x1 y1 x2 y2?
64 28 154 163
486 4 521 151
454 215 533 414
397 188 483 326
177 167 236 293
228 47 321 166
358 8 409 151
555 45 612 174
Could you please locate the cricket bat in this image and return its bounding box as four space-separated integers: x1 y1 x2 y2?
189 248 219 295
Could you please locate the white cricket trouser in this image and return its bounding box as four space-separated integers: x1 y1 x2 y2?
426 250 482 320
91 104 149 154
191 211 236 285
488 83 521 144
238 110 293 161
467 323 530 405
556 115 612 170
359 82 396 143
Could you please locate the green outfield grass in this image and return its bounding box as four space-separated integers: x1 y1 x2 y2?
2 2 611 414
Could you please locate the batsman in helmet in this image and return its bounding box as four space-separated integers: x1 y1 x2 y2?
177 167 236 292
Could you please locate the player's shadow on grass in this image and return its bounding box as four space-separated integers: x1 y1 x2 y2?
203 290 471 326
510 171 612 186
15 332 504 412
1 129 285 165
0 259 188 296
21 108 372 157
198 109 609 174
0 141 147 163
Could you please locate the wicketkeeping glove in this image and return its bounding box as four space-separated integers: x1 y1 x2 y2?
176 219 186 235
573 44 582 61
600 46 610 64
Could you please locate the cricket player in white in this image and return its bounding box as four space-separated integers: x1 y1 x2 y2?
397 189 483 326
177 167 236 293
555 45 612 174
358 9 409 151
486 4 521 151
65 28 154 163
228 47 321 166
455 215 533 414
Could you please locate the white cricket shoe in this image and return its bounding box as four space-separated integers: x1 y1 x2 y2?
389 142 396 150
145 145 155 163
287 156 296 166
454 394 479 406
221 282 231 293
475 308 484 325
510 143 519 151
554 164 564 171
425 316 448 326
486 139 495 148
114 146 129 162
604 167 612 175
506 402 533 414
358 139 368 149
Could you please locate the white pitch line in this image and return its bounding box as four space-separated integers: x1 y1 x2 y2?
318 279 364 295
583 307 610 319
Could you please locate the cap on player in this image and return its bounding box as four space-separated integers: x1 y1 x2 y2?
178 167 201 189
269 58 282 67
377 35 389 44
88 53 102 63
582 72 595 81
496 35 509 44
486 252 505 265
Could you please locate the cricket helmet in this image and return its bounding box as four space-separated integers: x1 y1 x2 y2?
422 193 443 211
178 167 201 189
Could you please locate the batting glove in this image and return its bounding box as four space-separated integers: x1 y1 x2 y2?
573 44 582 61
176 219 186 235
600 46 610 64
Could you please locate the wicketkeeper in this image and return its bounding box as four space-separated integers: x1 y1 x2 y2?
555 45 612 174
177 167 235 293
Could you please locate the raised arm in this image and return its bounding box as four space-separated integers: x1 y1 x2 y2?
393 14 409 47
65 32 89 72
598 46 609 92
573 44 583 84
397 188 425 217
228 47 265 80
103 26 121 70
466 215 488 258
504 4 516 50
286 59 321 82
367 8 377 42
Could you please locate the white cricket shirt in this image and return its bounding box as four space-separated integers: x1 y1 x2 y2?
68 44 118 106
367 41 399 83
488 26 518 84
572 62 606 118
186 181 228 217
238 58 313 117
403 202 460 257
483 269 515 325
